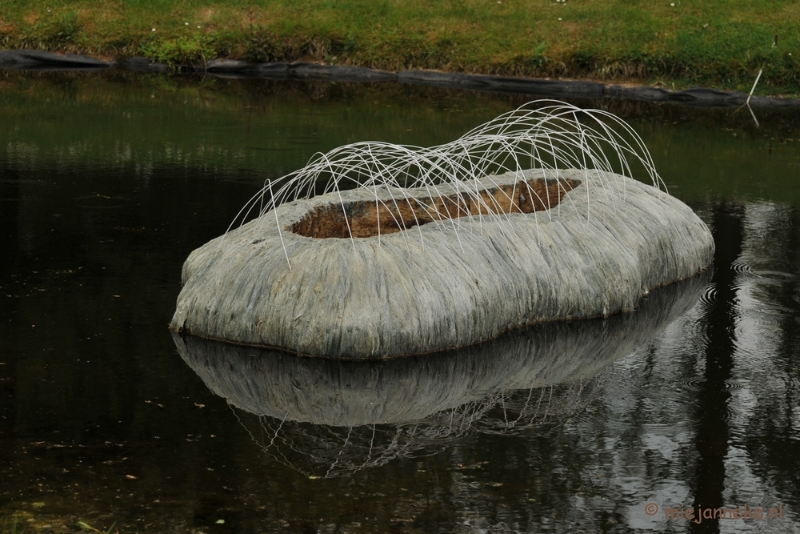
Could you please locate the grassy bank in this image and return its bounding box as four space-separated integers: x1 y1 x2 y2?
0 0 798 95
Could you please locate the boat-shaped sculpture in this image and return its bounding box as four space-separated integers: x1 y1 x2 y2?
170 101 714 359
173 274 706 476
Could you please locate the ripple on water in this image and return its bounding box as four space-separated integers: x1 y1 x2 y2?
245 145 298 152
731 257 795 287
675 378 744 391
740 271 796 325
731 259 757 277
285 136 321 145
675 378 704 391
699 284 717 307
686 307 712 351
752 270 795 282
74 194 129 209
659 371 745 425
748 305 796 324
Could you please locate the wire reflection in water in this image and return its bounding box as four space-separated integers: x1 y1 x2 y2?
174 272 708 478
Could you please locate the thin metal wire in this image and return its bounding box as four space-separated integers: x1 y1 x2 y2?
224 101 662 265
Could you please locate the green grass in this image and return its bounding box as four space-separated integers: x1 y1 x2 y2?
1 516 119 534
1 518 22 534
0 0 798 95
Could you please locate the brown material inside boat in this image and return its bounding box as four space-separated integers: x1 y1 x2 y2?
292 177 581 239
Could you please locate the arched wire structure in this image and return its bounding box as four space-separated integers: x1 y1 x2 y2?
226 100 665 265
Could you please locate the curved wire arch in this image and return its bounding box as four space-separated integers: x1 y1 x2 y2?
224 100 663 266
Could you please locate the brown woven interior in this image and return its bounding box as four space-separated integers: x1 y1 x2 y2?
292 177 581 239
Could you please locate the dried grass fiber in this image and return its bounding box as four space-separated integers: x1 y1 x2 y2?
170 170 713 359
174 272 707 427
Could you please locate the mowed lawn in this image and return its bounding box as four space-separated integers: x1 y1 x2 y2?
1 0 798 94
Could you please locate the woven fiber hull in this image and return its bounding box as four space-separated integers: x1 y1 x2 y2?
173 272 707 426
170 169 714 359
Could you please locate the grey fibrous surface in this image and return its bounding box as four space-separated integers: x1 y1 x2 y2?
170 171 713 357
169 101 714 358
174 272 707 478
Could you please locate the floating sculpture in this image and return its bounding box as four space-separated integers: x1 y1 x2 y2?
170 101 714 358
174 274 707 477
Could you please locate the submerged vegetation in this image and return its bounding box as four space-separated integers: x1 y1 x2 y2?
0 519 20 534
0 517 117 534
0 0 798 95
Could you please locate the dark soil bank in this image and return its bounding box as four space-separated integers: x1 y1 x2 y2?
2 49 799 108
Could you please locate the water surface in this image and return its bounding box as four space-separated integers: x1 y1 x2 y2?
2 71 800 533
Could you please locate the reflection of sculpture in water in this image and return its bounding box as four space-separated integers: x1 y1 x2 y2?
174 274 707 478
226 380 600 479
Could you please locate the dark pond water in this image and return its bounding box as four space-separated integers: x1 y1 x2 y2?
2 71 800 533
